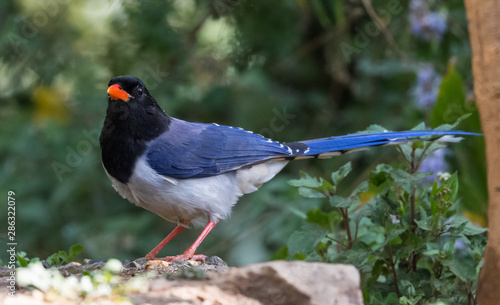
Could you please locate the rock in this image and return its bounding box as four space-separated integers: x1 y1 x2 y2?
130 261 363 305
83 259 108 265
0 260 363 305
206 255 228 266
145 259 171 271
123 260 143 269
214 261 363 305
131 278 262 305
57 262 82 276
41 260 51 268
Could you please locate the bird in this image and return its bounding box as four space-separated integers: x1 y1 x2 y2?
99 75 479 262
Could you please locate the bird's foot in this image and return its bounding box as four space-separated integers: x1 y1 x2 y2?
164 252 206 262
145 253 158 259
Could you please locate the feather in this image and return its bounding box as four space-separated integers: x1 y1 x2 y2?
146 119 480 179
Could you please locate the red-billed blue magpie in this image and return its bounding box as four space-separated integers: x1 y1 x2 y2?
100 75 478 261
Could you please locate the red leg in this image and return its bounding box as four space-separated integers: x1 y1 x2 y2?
145 225 187 259
164 220 219 262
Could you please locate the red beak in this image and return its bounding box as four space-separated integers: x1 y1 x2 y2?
107 84 130 101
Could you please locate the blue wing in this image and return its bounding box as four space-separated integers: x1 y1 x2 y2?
146 118 480 179
146 119 292 179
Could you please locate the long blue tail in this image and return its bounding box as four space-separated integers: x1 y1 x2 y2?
285 130 481 159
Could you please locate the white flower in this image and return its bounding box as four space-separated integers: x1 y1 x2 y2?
389 214 400 224
96 283 113 296
80 275 94 294
16 262 62 292
437 172 451 181
103 258 123 273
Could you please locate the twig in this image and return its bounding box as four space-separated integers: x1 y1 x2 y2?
387 243 402 297
340 208 354 249
414 143 432 173
354 221 360 242
410 184 418 272
325 236 349 249
410 184 417 230
410 145 417 174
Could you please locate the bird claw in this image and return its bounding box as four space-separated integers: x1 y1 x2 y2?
164 253 206 262
145 253 158 259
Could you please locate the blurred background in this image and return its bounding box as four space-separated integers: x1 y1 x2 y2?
0 0 486 266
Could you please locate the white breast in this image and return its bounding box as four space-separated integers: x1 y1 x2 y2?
104 157 288 227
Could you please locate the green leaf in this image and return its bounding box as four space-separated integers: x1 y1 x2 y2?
297 187 325 198
430 62 469 128
383 226 406 247
306 208 340 231
442 172 459 202
306 208 329 228
46 251 65 266
414 219 431 231
368 292 399 305
315 241 330 261
331 162 352 186
271 246 289 260
334 241 372 265
415 206 432 231
350 199 373 225
384 293 400 305
462 221 488 236
358 124 389 133
329 195 358 209
411 122 427 131
448 216 470 230
351 180 369 196
289 172 333 198
388 169 415 194
369 171 390 193
399 143 414 164
353 195 392 226
293 253 307 260
17 255 28 267
66 244 84 263
288 171 322 188
450 249 476 282
387 169 431 194
435 113 473 131
375 163 393 173
287 223 325 258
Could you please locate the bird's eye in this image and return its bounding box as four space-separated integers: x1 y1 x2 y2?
137 87 143 96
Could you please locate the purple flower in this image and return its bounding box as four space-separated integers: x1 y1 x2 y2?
410 0 447 42
414 65 441 109
454 239 467 251
419 148 449 183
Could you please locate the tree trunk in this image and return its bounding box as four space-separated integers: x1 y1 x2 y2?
464 2 500 304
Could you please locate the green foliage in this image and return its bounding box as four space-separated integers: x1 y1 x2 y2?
16 251 40 267
16 244 84 267
285 122 486 305
46 244 84 266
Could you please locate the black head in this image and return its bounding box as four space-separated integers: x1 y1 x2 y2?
104 75 170 127
103 74 171 135
100 75 171 183
107 75 151 105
